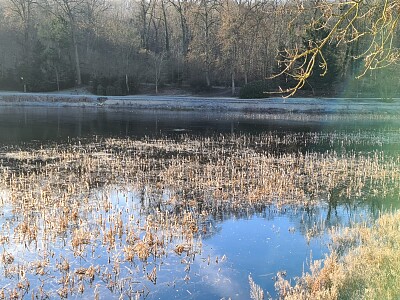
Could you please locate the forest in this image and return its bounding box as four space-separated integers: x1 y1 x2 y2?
0 0 399 98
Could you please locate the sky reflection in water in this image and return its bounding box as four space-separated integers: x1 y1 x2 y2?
0 106 399 299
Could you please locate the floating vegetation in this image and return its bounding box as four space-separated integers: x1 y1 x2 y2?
0 132 398 298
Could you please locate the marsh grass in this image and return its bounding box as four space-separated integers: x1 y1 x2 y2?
240 112 400 122
0 132 398 298
275 210 400 300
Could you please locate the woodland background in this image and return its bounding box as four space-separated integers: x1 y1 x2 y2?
0 0 398 98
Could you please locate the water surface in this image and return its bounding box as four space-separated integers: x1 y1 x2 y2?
0 105 399 298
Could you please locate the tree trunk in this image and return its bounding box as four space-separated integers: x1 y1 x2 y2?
231 72 235 96
55 67 60 91
126 74 130 94
178 7 189 55
71 26 82 85
155 57 159 94
205 69 211 87
161 0 170 52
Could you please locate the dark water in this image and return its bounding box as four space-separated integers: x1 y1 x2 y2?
1 106 398 142
0 106 320 142
0 106 399 299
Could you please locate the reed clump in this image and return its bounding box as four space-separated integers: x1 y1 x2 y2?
275 211 400 300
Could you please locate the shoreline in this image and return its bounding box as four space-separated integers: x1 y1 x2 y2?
1 92 400 114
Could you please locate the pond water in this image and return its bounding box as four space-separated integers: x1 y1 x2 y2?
0 105 399 299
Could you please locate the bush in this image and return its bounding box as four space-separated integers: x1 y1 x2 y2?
189 78 211 93
106 85 116 96
91 76 139 95
127 80 139 95
239 81 271 99
115 84 123 96
97 84 105 95
0 70 20 91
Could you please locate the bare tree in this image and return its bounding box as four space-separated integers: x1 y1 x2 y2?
168 0 192 55
190 0 219 87
81 0 109 62
137 0 157 50
160 0 170 52
275 0 400 96
148 50 166 93
7 0 36 57
219 0 261 95
43 0 84 85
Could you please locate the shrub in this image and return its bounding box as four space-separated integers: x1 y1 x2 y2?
239 80 271 99
115 84 123 96
97 84 105 96
189 78 211 93
127 80 139 95
106 85 116 96
91 76 139 95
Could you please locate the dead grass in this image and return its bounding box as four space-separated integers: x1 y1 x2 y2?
275 211 400 299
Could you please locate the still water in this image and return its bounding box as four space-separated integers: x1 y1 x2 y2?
0 106 399 299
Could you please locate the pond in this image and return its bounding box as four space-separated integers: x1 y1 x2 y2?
0 105 399 299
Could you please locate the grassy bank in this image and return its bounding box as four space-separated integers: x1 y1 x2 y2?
275 210 400 299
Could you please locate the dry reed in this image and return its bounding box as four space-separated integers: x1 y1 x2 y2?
275 211 400 299
0 132 398 298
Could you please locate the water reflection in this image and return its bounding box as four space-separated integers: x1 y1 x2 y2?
0 107 399 298
100 185 399 298
3 106 399 142
105 188 330 299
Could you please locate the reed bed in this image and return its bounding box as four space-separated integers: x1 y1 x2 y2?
240 112 400 122
0 132 398 298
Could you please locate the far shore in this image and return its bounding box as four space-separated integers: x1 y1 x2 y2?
1 91 400 114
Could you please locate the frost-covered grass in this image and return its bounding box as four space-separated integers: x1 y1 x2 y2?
1 94 95 103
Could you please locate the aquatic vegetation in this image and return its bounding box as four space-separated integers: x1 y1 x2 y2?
249 275 265 300
275 210 400 300
240 111 400 122
0 132 398 298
